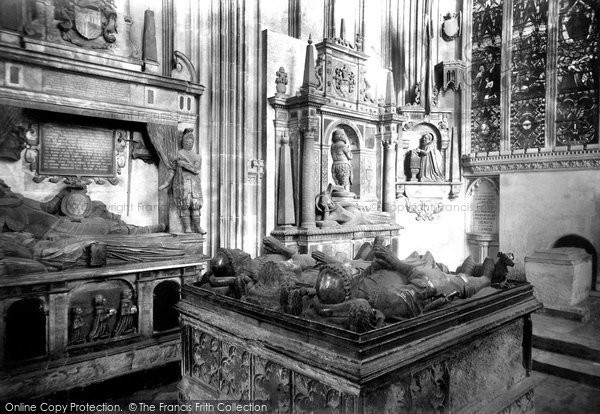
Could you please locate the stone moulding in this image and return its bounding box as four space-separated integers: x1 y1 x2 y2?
462 149 600 175
178 281 541 412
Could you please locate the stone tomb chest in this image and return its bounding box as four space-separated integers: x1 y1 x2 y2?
525 247 592 320
178 282 541 413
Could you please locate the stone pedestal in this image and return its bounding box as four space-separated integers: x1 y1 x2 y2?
178 282 541 413
525 247 592 321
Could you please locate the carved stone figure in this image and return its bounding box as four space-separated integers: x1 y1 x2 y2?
304 246 497 331
69 306 85 345
200 236 318 298
112 289 137 336
411 133 444 182
87 294 116 341
315 184 390 227
330 129 353 192
159 129 206 234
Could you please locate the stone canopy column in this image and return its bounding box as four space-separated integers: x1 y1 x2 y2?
382 134 398 213
380 69 399 214
299 120 318 229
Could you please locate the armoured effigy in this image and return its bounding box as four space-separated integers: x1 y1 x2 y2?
159 128 206 234
199 236 318 299
303 246 497 331
199 239 512 333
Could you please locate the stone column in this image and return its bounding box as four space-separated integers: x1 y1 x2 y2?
300 124 317 229
382 135 397 213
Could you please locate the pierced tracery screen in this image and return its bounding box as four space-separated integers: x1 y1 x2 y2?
556 0 599 146
471 0 504 153
510 0 548 150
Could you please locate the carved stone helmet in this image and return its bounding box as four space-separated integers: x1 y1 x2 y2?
210 248 251 277
315 262 361 305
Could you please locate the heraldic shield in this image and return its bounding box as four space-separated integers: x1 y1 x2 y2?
74 4 103 40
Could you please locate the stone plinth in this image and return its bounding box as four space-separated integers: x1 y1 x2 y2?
270 224 402 259
178 282 541 413
525 247 592 320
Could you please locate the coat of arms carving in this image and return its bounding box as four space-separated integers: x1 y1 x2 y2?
54 0 118 48
333 63 356 98
442 12 461 41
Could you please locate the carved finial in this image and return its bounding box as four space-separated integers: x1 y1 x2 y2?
275 67 288 97
301 36 318 91
308 34 313 45
340 19 346 40
385 70 396 107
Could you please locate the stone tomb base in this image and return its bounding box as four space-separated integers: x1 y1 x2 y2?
178 282 541 413
270 224 402 259
525 247 592 321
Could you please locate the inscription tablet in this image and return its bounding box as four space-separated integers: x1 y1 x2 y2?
39 123 115 177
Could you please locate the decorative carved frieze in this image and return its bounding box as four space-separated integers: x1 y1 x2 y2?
462 149 600 174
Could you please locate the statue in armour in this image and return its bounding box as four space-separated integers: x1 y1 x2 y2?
411 133 445 182
159 129 206 234
330 129 353 192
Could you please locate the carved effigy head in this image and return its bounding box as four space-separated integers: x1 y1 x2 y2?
93 294 105 306
181 128 195 151
332 129 348 144
420 132 435 147
210 248 252 277
121 289 133 300
316 262 361 304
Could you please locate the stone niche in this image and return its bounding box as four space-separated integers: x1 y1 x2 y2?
178 282 541 413
525 247 593 321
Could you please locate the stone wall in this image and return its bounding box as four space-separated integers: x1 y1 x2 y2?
500 170 600 288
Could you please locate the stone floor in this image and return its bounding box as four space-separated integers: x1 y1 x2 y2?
532 371 600 414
